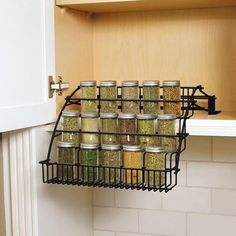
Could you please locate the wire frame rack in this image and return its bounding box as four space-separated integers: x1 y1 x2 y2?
39 85 220 192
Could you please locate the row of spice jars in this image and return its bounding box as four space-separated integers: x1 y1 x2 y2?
61 111 177 153
57 142 166 187
80 80 181 116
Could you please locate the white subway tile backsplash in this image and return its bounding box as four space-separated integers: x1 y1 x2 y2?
116 233 160 236
187 162 236 189
94 230 115 236
213 137 236 162
177 161 187 186
212 189 236 215
182 137 212 161
94 207 139 232
162 187 211 213
139 210 186 236
115 189 161 210
93 188 115 207
188 214 236 236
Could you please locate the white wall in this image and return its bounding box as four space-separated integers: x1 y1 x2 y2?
93 136 236 236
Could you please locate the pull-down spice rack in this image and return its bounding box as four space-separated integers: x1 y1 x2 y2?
39 85 220 192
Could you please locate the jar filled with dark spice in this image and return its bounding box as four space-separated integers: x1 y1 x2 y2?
118 113 137 145
81 112 99 144
100 113 118 145
144 146 165 187
80 81 97 112
79 143 99 182
158 114 177 152
100 144 122 184
100 81 117 113
137 114 157 148
123 145 143 185
143 80 160 115
57 141 79 180
61 110 80 143
163 80 181 116
122 81 139 114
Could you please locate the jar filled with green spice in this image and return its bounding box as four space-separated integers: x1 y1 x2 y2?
158 114 177 152
100 81 117 113
163 80 181 116
143 80 160 115
123 145 143 185
100 144 122 184
80 81 97 112
122 81 139 114
100 113 118 145
118 113 137 145
57 141 79 181
81 112 99 144
137 114 157 148
61 110 80 143
79 143 99 182
144 146 165 187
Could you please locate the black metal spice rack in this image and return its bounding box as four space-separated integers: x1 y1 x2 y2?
39 85 220 192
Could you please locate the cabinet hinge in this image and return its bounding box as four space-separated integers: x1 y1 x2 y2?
48 76 69 98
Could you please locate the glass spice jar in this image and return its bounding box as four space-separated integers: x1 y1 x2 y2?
81 112 99 144
137 114 157 148
61 110 80 143
79 143 99 182
80 81 97 112
143 80 160 115
100 113 118 145
158 114 177 152
123 145 143 185
118 113 137 145
163 80 181 116
144 146 165 187
57 141 79 180
100 81 117 113
122 80 139 114
99 144 122 184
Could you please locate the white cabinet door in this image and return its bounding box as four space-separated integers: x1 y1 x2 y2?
0 0 56 132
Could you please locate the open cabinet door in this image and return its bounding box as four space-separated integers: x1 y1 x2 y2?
0 0 56 132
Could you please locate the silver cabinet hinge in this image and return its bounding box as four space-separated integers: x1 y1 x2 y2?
48 76 69 98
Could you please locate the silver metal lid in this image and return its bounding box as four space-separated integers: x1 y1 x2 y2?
101 144 121 151
81 112 99 118
137 114 157 120
80 81 97 87
158 114 176 120
100 81 117 86
123 145 142 152
80 143 100 149
122 80 139 87
100 113 118 119
162 80 180 87
62 110 80 117
145 146 165 153
57 141 79 148
143 80 160 86
118 113 136 119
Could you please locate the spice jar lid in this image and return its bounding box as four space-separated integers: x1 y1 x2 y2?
158 114 176 120
143 80 160 86
100 113 118 119
57 141 79 148
123 145 142 152
122 80 139 87
100 81 117 86
62 110 80 117
80 81 97 87
118 113 136 119
101 144 121 151
145 146 165 153
162 80 180 87
137 114 157 120
80 143 100 149
81 112 99 118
